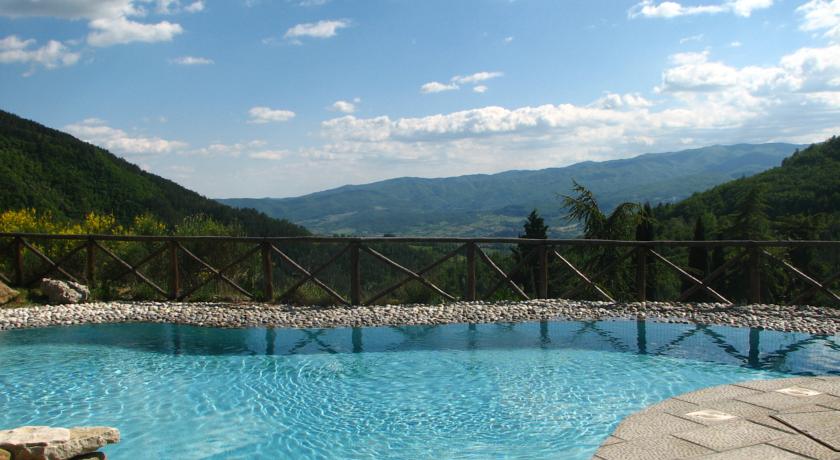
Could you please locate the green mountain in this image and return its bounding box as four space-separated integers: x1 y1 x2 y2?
659 136 840 240
0 110 308 236
220 143 799 237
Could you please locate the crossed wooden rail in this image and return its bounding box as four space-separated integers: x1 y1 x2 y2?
1 233 838 305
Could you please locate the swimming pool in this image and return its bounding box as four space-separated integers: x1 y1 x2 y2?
1 320 838 459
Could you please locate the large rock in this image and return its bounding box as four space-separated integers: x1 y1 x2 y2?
0 447 10 460
0 426 119 460
40 279 89 304
0 281 18 305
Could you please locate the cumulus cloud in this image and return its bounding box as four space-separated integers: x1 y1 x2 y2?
169 55 214 65
314 43 840 169
0 35 80 74
248 106 296 123
331 98 360 113
421 71 504 94
186 140 267 157
629 0 772 19
421 81 459 93
65 118 187 155
798 0 840 42
284 19 349 41
0 0 197 48
249 150 288 160
452 71 504 84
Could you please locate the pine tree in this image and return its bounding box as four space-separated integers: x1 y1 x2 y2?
635 203 657 299
512 209 548 296
683 216 709 300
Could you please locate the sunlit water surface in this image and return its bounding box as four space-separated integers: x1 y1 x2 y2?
1 320 838 459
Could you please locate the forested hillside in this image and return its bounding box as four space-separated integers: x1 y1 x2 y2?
221 143 797 237
656 136 840 241
0 110 307 236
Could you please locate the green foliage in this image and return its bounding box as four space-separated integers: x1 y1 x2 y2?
0 110 308 237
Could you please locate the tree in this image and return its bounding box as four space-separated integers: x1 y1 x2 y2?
512 209 548 296
561 181 641 299
635 203 657 299
683 216 709 301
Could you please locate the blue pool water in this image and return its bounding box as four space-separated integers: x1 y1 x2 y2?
1 320 838 459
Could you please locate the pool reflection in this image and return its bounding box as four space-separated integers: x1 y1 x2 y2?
0 319 838 375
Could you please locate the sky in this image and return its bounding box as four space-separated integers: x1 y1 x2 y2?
1 0 840 199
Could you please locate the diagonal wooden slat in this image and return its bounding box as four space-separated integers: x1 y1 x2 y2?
177 244 261 300
176 242 255 300
93 241 168 298
792 268 840 305
553 250 614 302
361 245 455 303
762 249 840 304
678 249 746 302
481 246 538 301
273 244 350 305
649 249 732 304
365 244 466 305
21 239 80 284
24 241 87 286
110 243 168 283
560 248 635 300
475 245 529 300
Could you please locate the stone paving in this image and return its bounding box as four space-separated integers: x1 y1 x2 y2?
594 376 840 460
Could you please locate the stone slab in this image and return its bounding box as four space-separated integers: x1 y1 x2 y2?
612 412 704 440
699 443 809 459
596 435 714 460
676 385 762 405
770 434 840 460
674 419 789 452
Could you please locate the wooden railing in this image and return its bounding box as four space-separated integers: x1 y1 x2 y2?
1 233 838 306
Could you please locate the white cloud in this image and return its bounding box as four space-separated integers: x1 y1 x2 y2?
0 0 197 48
248 106 296 123
504 36 514 43
0 35 80 74
421 81 459 93
422 71 504 94
679 34 704 44
315 43 840 169
186 140 267 157
629 0 772 19
169 55 214 65
797 0 840 42
730 40 743 47
249 150 288 160
331 99 359 113
88 16 182 46
184 1 205 13
65 118 186 155
284 19 349 40
452 71 504 84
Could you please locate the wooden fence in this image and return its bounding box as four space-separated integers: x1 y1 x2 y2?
1 233 838 306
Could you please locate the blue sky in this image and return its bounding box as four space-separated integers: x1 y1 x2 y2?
2 0 840 198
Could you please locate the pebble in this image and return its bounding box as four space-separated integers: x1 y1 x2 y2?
0 300 838 335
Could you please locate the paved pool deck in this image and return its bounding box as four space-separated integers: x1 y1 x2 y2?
594 376 840 460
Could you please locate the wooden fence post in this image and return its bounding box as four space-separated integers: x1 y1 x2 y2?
85 238 96 285
350 242 361 305
538 244 549 299
14 236 24 286
169 240 180 300
261 242 273 301
749 245 761 304
636 246 647 302
466 242 476 301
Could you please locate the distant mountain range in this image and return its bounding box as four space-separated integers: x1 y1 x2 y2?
0 110 308 236
220 143 799 237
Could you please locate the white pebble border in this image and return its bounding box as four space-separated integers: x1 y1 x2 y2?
1 300 839 335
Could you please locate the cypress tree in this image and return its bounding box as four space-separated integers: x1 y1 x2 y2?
683 216 709 300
